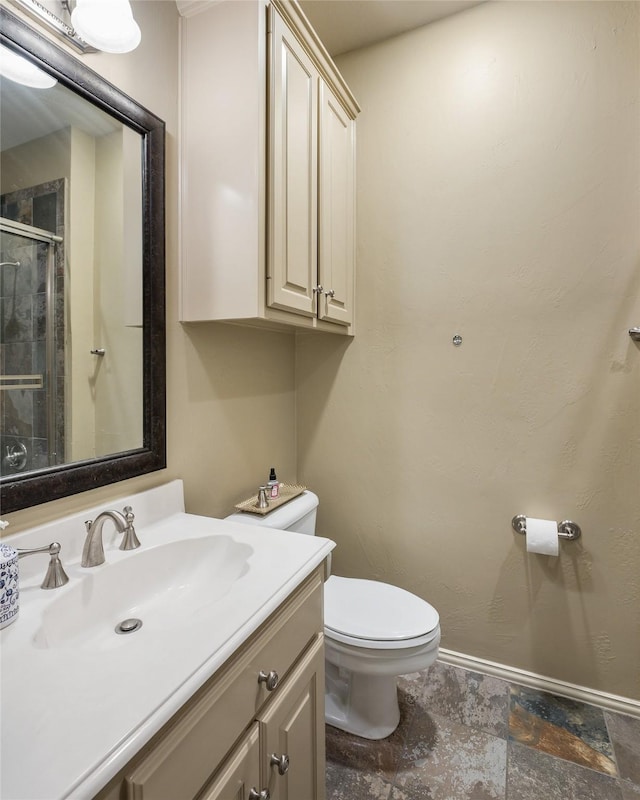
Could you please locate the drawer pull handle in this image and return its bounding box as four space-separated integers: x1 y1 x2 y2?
248 789 270 800
270 753 290 775
258 670 279 691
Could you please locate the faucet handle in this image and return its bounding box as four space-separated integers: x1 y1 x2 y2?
17 542 69 589
119 505 140 551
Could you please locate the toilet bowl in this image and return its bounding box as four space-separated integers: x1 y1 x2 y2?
323 575 440 738
226 490 440 739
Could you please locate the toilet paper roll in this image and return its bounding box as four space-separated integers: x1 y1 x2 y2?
525 517 559 556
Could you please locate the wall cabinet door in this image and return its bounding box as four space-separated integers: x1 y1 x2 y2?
318 82 355 327
268 5 318 318
259 635 325 800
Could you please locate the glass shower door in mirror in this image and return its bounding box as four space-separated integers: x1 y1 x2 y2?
1 217 62 476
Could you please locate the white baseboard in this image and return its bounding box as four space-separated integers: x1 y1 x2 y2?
438 647 640 720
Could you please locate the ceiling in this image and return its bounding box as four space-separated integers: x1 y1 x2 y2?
298 0 485 57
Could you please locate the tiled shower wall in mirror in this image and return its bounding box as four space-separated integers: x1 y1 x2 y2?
0 178 65 476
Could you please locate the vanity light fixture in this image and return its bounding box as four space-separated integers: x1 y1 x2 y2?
7 0 140 55
70 0 141 54
0 42 57 87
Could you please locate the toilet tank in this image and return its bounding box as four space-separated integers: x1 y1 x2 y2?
225 490 319 535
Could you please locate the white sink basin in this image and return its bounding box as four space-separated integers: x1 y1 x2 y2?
34 536 252 650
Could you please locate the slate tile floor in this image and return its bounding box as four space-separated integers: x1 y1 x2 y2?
325 661 640 800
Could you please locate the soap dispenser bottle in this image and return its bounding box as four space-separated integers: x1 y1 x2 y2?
267 467 280 499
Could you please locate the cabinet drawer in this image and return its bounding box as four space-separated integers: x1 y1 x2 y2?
123 569 323 800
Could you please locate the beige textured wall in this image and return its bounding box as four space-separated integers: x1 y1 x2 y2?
297 1 640 698
3 0 297 530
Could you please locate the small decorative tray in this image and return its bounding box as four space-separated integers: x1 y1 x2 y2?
235 484 307 516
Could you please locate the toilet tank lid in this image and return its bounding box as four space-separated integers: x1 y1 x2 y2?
225 490 319 529
324 576 440 641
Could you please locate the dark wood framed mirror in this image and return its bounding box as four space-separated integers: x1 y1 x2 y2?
0 7 165 512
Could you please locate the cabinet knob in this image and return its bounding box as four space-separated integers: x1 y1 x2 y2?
324 288 335 298
248 789 270 800
270 753 290 775
258 670 279 691
313 285 324 294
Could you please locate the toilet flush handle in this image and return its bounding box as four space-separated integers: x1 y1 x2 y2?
258 670 279 691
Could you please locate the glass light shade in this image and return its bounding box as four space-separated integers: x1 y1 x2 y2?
71 0 141 54
0 44 57 88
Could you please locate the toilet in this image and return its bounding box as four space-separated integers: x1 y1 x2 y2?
226 490 441 740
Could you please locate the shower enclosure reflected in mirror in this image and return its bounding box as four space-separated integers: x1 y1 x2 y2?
0 7 165 512
1 214 66 474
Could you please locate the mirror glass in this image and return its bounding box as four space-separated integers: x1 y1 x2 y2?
1 77 144 475
0 8 165 512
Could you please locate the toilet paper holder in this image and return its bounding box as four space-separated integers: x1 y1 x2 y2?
511 515 581 541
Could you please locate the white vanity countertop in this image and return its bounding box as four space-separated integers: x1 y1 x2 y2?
0 480 335 800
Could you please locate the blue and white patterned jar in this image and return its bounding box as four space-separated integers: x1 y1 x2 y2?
0 544 19 629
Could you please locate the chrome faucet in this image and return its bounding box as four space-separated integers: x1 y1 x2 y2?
17 542 69 589
81 505 140 567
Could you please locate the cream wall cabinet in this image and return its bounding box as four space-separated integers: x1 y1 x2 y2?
179 0 359 334
93 568 325 800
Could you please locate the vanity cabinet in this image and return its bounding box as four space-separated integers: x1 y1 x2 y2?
178 0 359 334
93 567 325 800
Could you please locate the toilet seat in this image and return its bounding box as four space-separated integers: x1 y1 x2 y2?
324 576 439 650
